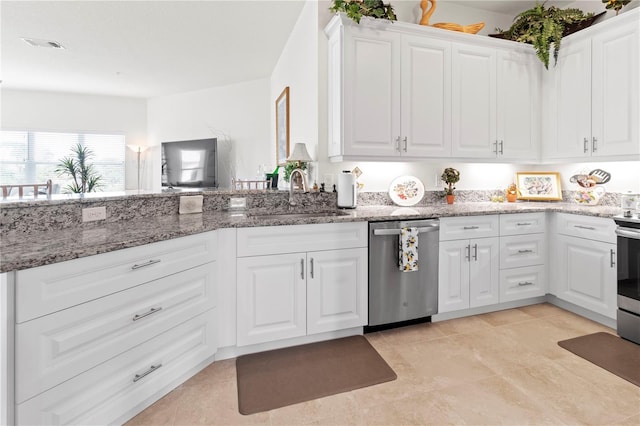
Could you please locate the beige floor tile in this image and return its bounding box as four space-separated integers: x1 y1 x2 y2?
518 302 567 318
610 413 640 426
125 387 182 426
436 375 566 425
432 315 494 336
269 392 360 425
377 321 446 346
477 306 538 326
183 358 238 387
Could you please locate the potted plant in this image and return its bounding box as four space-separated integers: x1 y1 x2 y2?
441 167 460 204
603 0 631 16
492 2 597 69
55 143 103 193
283 161 308 185
329 0 396 24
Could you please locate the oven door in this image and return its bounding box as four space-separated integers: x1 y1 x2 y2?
616 226 640 304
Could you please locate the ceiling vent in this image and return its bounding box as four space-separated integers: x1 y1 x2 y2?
20 37 65 49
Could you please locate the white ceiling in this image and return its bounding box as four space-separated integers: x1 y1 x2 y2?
1 0 577 100
1 0 306 99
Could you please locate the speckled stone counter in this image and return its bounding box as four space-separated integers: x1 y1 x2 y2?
0 198 623 273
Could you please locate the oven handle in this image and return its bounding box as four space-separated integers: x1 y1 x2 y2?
373 225 439 236
616 227 640 240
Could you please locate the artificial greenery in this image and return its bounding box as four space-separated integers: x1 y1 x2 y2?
603 0 630 15
329 0 397 24
441 167 460 196
283 161 308 183
495 2 594 69
55 143 103 193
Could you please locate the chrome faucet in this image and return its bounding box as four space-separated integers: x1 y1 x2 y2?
289 168 308 206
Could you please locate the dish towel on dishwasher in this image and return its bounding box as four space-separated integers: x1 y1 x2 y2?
399 227 419 272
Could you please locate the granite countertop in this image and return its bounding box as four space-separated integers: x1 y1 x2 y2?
0 202 623 273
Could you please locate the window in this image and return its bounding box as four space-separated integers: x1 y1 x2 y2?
0 130 125 193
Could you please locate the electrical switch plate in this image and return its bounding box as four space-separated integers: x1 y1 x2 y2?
229 197 247 209
82 206 106 222
179 195 203 214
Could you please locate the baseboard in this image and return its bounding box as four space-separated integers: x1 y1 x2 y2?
546 295 617 330
432 296 547 322
215 327 363 361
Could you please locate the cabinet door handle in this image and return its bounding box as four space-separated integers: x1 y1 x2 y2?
465 245 470 261
133 307 162 322
592 137 598 153
610 249 615 268
499 140 504 155
301 258 305 279
518 281 534 286
463 226 479 230
516 222 532 226
517 249 533 254
133 364 162 383
493 140 498 155
131 259 161 270
574 225 596 230
403 137 408 152
473 244 478 261
395 136 401 152
310 258 314 278
583 137 589 153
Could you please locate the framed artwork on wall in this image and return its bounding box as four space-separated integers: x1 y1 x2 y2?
516 172 563 200
275 87 290 166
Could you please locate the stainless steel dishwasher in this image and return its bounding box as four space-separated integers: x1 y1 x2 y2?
368 219 439 328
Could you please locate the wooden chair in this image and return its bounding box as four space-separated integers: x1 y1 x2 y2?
1 179 53 199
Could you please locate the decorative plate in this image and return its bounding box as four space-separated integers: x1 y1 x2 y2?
389 176 425 207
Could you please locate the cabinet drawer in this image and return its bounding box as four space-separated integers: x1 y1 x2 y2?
440 215 499 241
237 222 367 257
499 234 546 269
16 231 217 323
500 213 546 235
16 310 216 426
15 263 216 404
499 265 546 303
556 213 616 244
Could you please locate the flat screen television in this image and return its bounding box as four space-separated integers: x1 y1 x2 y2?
161 138 218 189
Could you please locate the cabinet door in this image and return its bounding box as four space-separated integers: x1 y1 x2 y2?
469 237 500 308
544 38 591 159
438 240 470 312
451 43 496 158
307 248 368 335
591 21 639 157
343 27 401 157
401 35 451 157
500 265 546 303
556 235 617 319
237 253 306 346
497 49 540 160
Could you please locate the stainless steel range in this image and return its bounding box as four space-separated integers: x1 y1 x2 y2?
614 212 640 344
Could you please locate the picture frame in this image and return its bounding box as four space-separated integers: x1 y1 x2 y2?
516 172 563 201
275 86 290 166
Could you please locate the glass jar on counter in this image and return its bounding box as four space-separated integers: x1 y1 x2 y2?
621 191 639 213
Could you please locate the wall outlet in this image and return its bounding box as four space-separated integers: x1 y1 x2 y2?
179 195 203 214
229 197 247 209
82 206 106 222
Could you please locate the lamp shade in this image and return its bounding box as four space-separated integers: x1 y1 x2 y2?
287 143 313 163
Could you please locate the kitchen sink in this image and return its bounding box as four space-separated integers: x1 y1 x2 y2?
248 211 351 220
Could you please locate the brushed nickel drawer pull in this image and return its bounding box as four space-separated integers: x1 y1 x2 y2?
518 281 534 286
499 140 504 155
395 136 401 152
463 226 479 230
574 225 596 230
583 137 589 153
517 249 534 254
133 364 162 383
592 137 598 152
403 137 408 152
473 244 478 261
133 307 163 322
465 245 471 261
610 249 615 268
131 259 161 270
516 222 532 226
301 258 305 279
310 258 315 278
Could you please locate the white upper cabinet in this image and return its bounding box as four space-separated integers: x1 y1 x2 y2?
543 10 639 161
451 43 497 158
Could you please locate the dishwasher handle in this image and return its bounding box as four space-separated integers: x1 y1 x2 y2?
372 224 439 236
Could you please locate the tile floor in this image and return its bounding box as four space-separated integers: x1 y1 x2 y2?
126 304 640 425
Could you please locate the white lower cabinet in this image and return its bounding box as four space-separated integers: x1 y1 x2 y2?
16 312 216 426
555 234 616 319
499 265 546 303
236 223 368 347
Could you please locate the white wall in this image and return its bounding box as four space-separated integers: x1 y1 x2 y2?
271 0 320 183
146 78 270 190
0 89 147 190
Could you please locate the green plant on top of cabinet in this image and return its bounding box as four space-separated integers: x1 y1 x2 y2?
543 10 639 160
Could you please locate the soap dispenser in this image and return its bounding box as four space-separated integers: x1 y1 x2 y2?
337 170 357 208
